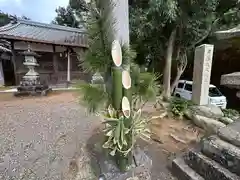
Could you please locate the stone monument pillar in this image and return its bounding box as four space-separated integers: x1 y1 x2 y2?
192 44 214 105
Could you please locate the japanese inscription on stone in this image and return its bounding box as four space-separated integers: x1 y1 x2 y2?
192 44 214 105
203 49 212 83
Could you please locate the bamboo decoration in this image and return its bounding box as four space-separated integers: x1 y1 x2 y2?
111 40 133 170
112 67 122 110
111 40 123 111
111 40 132 117
122 70 132 103
122 96 130 118
111 40 122 67
122 70 131 89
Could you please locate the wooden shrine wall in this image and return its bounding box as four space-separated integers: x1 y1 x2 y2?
14 50 89 85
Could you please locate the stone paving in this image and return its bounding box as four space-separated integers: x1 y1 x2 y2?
0 93 99 180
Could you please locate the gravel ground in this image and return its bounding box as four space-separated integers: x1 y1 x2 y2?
0 92 178 180
0 92 100 180
139 140 177 180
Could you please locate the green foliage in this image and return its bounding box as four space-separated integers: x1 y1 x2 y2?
137 72 161 100
129 0 240 70
77 0 115 113
222 108 240 119
169 97 193 118
78 55 159 114
53 6 80 28
77 83 109 113
0 11 11 26
69 0 89 12
78 63 160 115
76 0 158 171
52 0 88 27
80 0 114 75
78 0 160 114
131 69 161 109
0 11 30 27
122 45 137 68
102 105 150 157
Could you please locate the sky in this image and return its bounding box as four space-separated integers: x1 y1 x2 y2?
0 0 69 23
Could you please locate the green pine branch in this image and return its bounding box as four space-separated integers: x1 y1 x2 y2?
78 0 161 114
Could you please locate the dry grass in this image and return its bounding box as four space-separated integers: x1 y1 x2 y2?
149 111 205 154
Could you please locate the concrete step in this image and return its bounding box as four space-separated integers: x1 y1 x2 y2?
172 157 204 180
185 150 240 180
202 136 240 176
218 121 240 148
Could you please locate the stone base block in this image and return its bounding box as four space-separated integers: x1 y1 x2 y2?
172 157 204 180
190 105 224 119
202 135 240 176
101 147 151 180
14 85 52 97
185 150 239 180
218 121 240 147
88 142 152 180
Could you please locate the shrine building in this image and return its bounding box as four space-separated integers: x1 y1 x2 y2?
0 19 88 86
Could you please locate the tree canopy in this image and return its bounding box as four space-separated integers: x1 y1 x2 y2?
51 0 240 99
52 0 88 28
0 11 30 27
130 0 240 98
0 11 11 27
53 6 80 27
78 0 159 113
130 0 240 67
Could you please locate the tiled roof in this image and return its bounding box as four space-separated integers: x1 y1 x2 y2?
0 45 11 53
0 39 11 53
0 20 88 47
215 25 240 40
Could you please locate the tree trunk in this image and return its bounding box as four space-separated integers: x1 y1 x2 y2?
170 51 188 94
171 69 183 94
163 28 177 99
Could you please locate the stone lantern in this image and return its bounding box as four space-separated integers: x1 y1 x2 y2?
14 45 52 96
22 47 40 86
221 72 240 99
91 72 104 84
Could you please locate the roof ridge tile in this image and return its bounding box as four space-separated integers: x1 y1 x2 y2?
18 20 86 33
0 20 88 47
0 22 21 32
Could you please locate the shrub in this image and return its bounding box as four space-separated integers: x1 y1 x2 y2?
222 108 240 119
169 97 192 118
